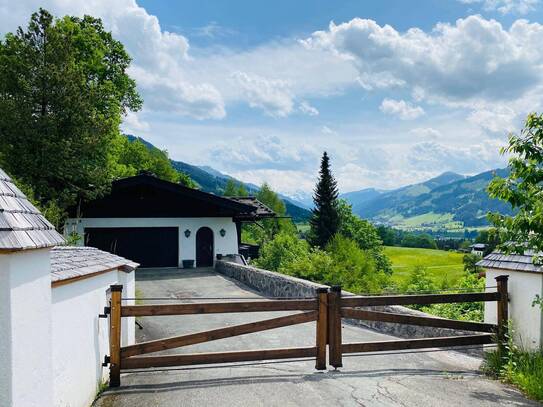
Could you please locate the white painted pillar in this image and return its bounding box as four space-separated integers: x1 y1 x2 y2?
485 269 543 350
0 249 54 407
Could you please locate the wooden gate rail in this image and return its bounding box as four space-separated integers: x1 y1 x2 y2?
341 291 500 307
106 286 328 386
341 334 494 354
121 299 317 317
328 275 509 369
121 347 318 369
341 308 497 333
121 311 318 358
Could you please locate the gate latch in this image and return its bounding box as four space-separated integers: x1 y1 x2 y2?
98 306 111 319
102 355 111 367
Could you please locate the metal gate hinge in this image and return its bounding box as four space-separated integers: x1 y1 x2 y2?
98 306 111 318
102 355 111 367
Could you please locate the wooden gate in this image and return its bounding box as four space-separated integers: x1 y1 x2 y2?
105 287 328 387
103 276 508 386
327 275 508 368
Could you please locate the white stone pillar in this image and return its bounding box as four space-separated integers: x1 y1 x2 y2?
485 269 543 350
0 249 54 407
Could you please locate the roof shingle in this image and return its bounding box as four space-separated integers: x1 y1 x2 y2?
477 250 542 273
0 168 65 251
51 246 138 283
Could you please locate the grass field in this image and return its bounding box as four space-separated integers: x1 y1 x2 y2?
384 246 465 287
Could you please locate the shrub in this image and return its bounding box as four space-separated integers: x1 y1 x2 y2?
254 232 310 272
422 272 485 321
325 234 390 293
483 324 543 401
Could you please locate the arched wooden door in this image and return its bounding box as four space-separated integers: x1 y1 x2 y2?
196 227 214 267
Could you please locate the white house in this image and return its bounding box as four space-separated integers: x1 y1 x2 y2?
469 243 487 257
478 250 543 350
64 172 275 268
0 167 138 407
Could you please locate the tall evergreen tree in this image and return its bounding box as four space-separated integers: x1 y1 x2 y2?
309 152 339 248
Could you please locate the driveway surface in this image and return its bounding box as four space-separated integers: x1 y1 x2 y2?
95 268 539 407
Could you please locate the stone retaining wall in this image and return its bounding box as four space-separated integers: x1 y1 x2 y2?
215 260 484 355
216 258 327 298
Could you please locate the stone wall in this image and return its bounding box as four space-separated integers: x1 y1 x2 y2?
215 260 485 354
215 259 328 298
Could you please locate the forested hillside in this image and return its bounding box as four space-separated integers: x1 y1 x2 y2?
343 169 513 229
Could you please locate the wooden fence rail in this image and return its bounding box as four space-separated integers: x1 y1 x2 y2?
105 275 509 386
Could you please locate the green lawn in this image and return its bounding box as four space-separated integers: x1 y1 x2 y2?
384 246 465 287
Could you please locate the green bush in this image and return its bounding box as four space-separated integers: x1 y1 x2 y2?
256 232 390 294
483 324 543 401
254 232 310 272
421 272 485 321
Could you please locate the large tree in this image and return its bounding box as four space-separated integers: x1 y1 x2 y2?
309 152 339 248
488 113 543 260
0 9 142 212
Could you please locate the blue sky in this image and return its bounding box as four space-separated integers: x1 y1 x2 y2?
2 0 543 200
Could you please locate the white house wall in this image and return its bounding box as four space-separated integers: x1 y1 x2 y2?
485 269 543 350
52 269 135 407
0 249 53 407
66 217 239 267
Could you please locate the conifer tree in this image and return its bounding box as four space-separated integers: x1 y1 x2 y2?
309 152 339 248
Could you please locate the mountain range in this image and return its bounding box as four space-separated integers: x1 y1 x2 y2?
127 135 512 229
340 169 513 230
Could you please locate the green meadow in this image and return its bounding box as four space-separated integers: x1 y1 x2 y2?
383 246 465 287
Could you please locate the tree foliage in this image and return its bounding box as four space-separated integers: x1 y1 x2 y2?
223 179 248 197
337 199 391 274
255 232 390 294
309 152 339 248
243 183 295 244
0 9 142 212
488 113 543 260
463 253 483 275
112 136 195 187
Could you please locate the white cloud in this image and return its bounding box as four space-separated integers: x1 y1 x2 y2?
408 127 442 140
230 169 316 196
459 0 539 15
122 111 150 133
380 99 425 120
305 16 543 109
209 135 321 171
467 106 517 132
408 140 506 173
298 101 319 116
231 71 294 117
321 126 338 136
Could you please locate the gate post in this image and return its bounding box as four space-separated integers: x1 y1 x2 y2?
109 285 123 387
495 275 509 348
328 286 343 369
315 287 328 370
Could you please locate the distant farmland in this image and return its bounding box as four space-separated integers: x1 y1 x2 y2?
384 246 465 287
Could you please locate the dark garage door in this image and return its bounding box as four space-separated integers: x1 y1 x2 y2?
85 227 179 268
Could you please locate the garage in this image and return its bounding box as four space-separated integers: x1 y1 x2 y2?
85 227 179 268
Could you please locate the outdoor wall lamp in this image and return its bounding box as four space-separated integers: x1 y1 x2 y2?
184 229 191 238
220 228 226 237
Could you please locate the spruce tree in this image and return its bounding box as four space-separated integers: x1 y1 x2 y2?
309 152 339 248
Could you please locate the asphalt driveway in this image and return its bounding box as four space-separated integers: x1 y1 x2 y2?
94 268 539 407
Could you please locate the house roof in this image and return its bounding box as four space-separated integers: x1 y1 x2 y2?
470 243 487 249
477 250 542 273
227 196 276 220
0 168 65 251
51 246 138 285
68 173 276 221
